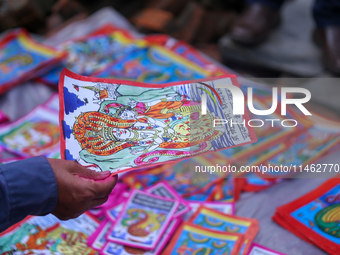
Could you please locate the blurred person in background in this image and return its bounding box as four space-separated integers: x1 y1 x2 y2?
230 0 340 75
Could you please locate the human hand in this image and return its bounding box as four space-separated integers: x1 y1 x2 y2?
47 158 117 220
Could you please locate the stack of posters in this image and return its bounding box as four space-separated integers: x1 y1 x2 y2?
273 178 340 254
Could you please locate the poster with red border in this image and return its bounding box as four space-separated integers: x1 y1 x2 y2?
0 28 66 95
273 177 340 254
59 69 257 175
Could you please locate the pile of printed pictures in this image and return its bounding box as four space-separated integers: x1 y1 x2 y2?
273 177 340 255
0 22 339 255
0 28 63 162
0 180 281 255
86 181 258 255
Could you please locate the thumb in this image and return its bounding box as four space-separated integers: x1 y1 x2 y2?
72 164 111 180
89 174 118 199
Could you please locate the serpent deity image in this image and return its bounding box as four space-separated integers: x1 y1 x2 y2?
60 70 256 174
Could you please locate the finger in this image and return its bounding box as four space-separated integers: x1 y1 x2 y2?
89 196 110 209
72 164 111 180
52 211 73 221
83 175 118 199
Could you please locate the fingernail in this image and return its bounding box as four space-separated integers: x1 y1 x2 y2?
101 171 111 177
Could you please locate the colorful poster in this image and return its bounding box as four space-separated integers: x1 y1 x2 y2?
38 29 141 86
59 69 257 174
0 28 65 94
88 219 112 251
0 213 99 255
189 207 259 255
213 177 236 202
163 223 244 255
143 34 231 77
146 181 191 218
90 219 180 255
220 97 308 163
106 190 179 249
183 202 234 221
246 243 287 255
122 153 233 198
232 144 287 192
261 115 340 179
92 44 210 83
274 178 340 255
0 105 60 157
106 202 125 223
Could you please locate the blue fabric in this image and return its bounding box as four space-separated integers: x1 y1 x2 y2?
0 156 58 232
313 0 340 27
247 0 340 26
